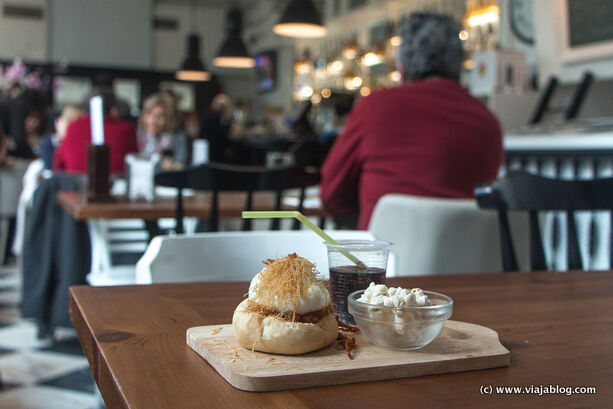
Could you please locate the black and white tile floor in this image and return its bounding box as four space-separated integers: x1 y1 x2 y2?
0 264 103 409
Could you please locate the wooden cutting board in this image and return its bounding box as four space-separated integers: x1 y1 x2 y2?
186 320 509 392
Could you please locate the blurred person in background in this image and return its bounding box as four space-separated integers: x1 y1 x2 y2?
199 93 232 162
138 92 188 166
39 104 85 170
320 12 503 230
53 86 138 174
0 89 49 158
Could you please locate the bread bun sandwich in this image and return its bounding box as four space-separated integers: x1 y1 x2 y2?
232 253 337 354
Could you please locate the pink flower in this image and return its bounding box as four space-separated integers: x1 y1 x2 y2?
25 72 41 89
6 58 26 81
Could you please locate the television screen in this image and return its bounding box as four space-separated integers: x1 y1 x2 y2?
255 50 276 93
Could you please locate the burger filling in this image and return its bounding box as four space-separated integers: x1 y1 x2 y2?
245 300 333 324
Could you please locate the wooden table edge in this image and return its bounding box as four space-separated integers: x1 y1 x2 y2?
69 286 130 409
57 191 329 221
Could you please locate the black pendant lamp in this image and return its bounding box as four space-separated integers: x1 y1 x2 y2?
176 0 210 81
273 0 327 38
176 34 211 81
213 9 254 68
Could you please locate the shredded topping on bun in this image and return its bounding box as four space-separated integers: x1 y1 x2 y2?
249 253 327 316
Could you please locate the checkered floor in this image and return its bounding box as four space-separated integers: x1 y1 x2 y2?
0 264 104 409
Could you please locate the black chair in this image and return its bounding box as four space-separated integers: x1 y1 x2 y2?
528 71 594 124
475 170 613 272
155 162 321 233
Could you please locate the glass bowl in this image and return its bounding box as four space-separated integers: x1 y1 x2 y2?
347 289 453 350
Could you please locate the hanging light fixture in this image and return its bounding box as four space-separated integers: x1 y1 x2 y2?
466 4 500 27
176 34 211 81
342 38 360 60
213 9 254 69
294 49 314 74
273 0 327 38
176 0 210 81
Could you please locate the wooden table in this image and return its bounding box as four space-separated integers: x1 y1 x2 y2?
57 191 326 221
58 190 327 285
69 271 611 409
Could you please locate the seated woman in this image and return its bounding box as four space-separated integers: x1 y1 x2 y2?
54 87 139 174
39 104 85 170
320 12 504 230
138 92 188 165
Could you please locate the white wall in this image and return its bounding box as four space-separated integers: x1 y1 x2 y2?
49 0 152 68
0 0 47 61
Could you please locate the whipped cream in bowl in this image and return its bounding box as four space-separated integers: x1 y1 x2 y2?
348 282 453 350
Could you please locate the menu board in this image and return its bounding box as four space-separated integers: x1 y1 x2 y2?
568 0 613 47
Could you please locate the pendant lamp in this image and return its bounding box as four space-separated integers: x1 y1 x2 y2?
176 34 211 81
273 0 327 38
176 0 210 81
213 9 255 68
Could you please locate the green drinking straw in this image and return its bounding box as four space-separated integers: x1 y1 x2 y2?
242 210 366 269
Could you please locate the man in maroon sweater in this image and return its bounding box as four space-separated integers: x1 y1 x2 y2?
53 88 137 174
320 12 503 230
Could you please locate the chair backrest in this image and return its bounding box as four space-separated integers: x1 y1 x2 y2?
475 170 613 271
154 163 320 232
135 230 384 284
368 194 527 275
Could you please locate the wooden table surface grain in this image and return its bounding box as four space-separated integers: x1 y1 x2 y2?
69 271 613 409
57 191 326 220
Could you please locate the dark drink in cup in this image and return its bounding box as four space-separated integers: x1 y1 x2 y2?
324 240 391 325
329 265 386 324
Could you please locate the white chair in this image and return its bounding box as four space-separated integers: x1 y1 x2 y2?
368 194 528 275
86 218 151 286
86 179 171 286
135 230 393 284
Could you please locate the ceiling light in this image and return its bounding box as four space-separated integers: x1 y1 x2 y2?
467 5 500 27
273 0 327 38
213 9 254 69
389 70 402 83
389 35 402 47
176 34 211 81
362 52 383 67
344 76 362 90
326 60 344 74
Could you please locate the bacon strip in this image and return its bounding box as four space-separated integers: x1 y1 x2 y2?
336 332 356 359
335 315 360 333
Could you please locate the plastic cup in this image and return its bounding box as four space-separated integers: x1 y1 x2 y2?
325 240 391 324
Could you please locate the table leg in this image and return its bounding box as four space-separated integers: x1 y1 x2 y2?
86 220 113 284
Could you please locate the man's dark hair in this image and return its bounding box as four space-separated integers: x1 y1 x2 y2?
86 86 117 115
398 12 464 82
